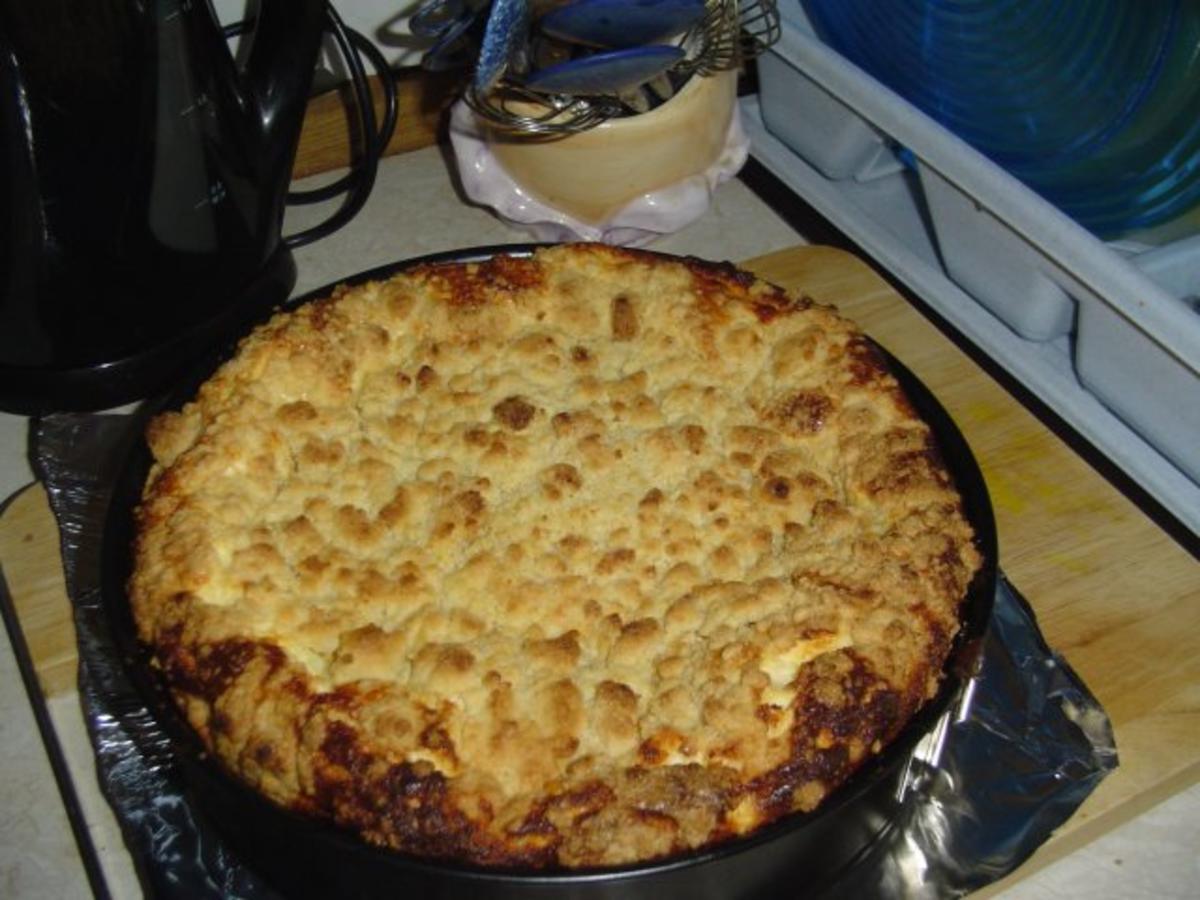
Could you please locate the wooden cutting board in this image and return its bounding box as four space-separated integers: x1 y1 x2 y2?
1 244 1196 893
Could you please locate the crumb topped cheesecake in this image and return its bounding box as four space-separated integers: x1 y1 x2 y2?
130 243 982 867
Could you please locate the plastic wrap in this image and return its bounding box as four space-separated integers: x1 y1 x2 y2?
32 411 1116 898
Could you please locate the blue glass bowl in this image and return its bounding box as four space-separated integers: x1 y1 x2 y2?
803 0 1200 237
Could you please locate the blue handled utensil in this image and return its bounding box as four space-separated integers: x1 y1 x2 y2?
540 0 707 49
524 44 685 95
475 0 532 91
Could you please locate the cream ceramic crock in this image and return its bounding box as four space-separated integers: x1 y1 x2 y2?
483 69 739 225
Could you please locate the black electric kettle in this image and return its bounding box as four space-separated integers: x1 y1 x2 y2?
0 0 375 413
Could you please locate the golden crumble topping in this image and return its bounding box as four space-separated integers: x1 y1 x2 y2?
130 243 981 867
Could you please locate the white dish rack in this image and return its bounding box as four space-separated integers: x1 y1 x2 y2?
744 7 1200 535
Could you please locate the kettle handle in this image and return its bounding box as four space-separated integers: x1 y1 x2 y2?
237 0 327 236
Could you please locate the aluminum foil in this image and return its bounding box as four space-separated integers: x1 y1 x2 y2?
32 412 1117 899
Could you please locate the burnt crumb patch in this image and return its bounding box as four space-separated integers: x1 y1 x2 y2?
161 637 285 702
611 294 639 341
307 297 339 331
773 390 832 434
493 395 536 431
766 477 791 500
751 286 804 323
416 365 438 390
413 254 545 309
743 652 908 821
846 337 891 388
639 488 664 507
312 721 548 865
682 257 757 291
516 779 617 836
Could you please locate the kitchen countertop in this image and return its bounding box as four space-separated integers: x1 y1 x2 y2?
1 145 1197 898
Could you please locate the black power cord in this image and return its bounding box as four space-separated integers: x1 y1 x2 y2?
288 20 398 206
224 2 399 250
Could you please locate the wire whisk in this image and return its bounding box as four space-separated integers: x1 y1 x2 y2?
464 83 625 136
680 0 781 78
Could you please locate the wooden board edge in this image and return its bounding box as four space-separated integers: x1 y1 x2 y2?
292 68 462 180
0 482 77 697
741 243 866 275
